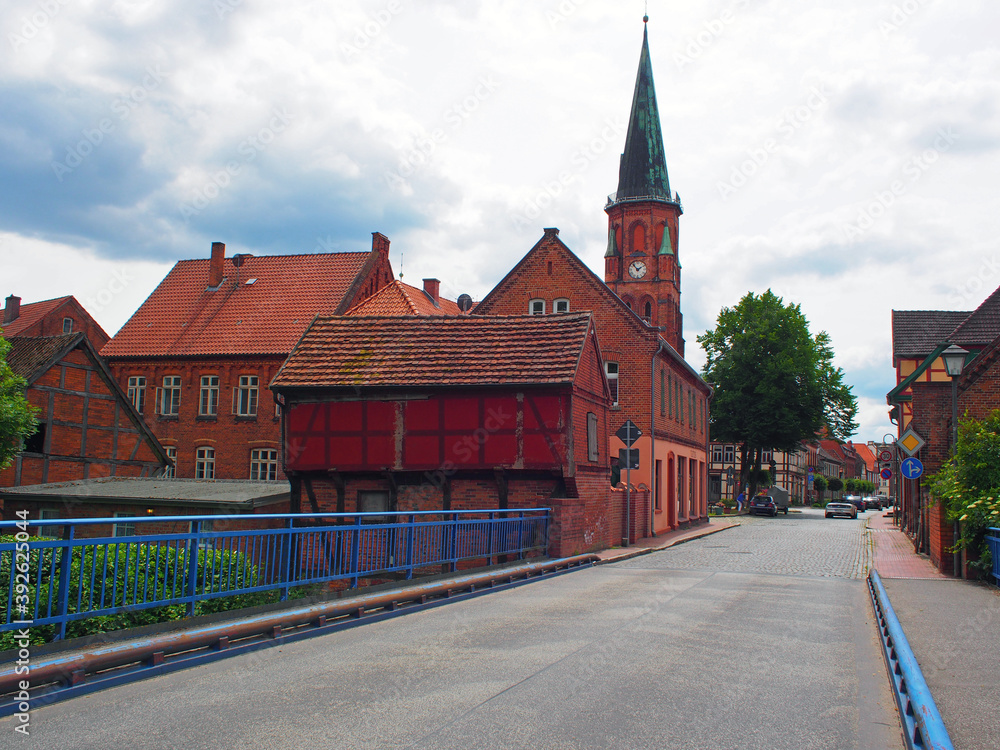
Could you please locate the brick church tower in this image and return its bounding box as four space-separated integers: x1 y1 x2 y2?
604 18 685 355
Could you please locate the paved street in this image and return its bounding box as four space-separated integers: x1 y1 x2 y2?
5 508 901 749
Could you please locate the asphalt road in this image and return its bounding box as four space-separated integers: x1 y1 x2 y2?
5 508 903 749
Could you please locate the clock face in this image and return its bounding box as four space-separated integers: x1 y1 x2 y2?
628 260 647 279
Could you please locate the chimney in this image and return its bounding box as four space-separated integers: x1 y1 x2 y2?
209 242 225 288
422 278 440 303
371 232 390 257
3 295 20 324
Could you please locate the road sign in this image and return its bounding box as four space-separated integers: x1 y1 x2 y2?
878 449 893 462
616 420 642 447
898 428 925 457
901 457 924 479
880 468 892 480
619 448 640 470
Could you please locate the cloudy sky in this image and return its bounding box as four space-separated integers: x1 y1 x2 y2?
2 0 998 444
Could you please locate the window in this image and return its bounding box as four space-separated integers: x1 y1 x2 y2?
643 301 652 319
128 376 146 414
529 299 545 315
605 362 619 406
712 444 724 463
660 369 666 416
195 447 215 479
762 449 773 464
163 446 176 479
24 422 46 454
234 376 258 417
554 298 570 313
200 375 219 416
113 513 135 538
668 372 673 417
160 376 181 416
62 317 73 333
250 448 279 480
587 412 599 462
724 445 735 463
39 509 61 538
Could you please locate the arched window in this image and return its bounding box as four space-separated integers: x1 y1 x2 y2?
529 299 545 315
644 300 652 319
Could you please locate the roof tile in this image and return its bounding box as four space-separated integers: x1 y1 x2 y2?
345 280 462 316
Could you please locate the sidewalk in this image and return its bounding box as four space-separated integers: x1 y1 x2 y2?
870 511 1000 749
593 515 740 564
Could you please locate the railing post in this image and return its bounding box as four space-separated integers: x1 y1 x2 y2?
405 515 415 579
516 511 526 560
54 525 75 641
488 512 495 566
350 518 361 588
449 512 458 573
280 518 295 601
186 520 201 617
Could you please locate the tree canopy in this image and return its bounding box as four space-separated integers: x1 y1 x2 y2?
0 334 38 470
698 290 858 497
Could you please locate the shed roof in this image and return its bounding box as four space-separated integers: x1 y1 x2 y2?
272 313 595 390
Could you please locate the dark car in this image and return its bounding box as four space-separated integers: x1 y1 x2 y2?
749 494 779 517
843 495 867 512
864 496 881 511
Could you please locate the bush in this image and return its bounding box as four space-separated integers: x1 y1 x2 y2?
0 536 292 649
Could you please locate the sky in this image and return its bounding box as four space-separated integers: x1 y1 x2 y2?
2 0 998 445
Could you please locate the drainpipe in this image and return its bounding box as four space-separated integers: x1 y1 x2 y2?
651 348 656 538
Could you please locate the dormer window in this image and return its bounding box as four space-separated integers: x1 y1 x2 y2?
554 298 570 314
529 299 545 315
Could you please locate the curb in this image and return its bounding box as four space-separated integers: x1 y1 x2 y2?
595 522 741 565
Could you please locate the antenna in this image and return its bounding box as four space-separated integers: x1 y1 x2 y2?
399 250 404 280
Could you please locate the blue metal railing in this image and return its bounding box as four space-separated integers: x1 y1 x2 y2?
0 509 549 640
987 527 1000 585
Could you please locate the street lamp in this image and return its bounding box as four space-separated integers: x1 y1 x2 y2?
941 344 969 450
941 343 969 578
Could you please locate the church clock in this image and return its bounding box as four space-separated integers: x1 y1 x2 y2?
628 260 647 279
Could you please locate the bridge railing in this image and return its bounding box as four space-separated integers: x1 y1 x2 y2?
987 527 1000 585
0 509 550 640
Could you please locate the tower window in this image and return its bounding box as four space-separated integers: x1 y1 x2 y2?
529 299 545 315
554 298 569 313
644 301 652 319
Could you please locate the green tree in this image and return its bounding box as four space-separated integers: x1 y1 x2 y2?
828 477 844 496
698 290 858 499
845 478 857 493
928 410 1000 577
0 333 37 470
813 475 828 502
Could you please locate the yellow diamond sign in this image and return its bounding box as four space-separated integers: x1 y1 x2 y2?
898 428 925 456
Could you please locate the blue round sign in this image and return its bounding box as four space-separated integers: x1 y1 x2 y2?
880 468 892 480
901 457 924 479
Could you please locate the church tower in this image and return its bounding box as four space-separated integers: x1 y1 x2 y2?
604 17 684 355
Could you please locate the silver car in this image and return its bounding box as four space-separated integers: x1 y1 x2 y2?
825 501 857 519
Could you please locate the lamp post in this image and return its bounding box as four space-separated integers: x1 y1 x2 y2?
941 343 969 578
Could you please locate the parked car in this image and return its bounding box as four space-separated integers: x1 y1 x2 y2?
749 494 785 517
878 496 893 509
825 501 858 519
863 496 881 511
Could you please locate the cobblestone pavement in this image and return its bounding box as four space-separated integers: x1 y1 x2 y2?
616 506 873 579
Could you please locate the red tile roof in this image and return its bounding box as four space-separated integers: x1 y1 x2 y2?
272 313 594 389
1 297 73 337
102 253 371 358
346 280 462 316
854 443 876 471
4 334 82 380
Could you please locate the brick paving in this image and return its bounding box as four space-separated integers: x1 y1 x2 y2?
868 510 949 580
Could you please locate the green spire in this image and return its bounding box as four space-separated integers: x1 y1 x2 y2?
605 225 619 258
616 22 671 201
658 225 673 255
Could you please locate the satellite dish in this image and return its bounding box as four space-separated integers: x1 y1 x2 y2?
231 253 252 268
457 294 473 312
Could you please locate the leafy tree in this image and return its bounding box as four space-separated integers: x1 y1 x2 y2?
0 333 37 470
698 291 858 499
845 478 857 493
828 477 844 495
813 475 828 501
928 410 1000 577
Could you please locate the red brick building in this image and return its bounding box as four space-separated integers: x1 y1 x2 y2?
0 333 168 488
101 235 395 481
271 313 624 557
3 294 110 350
473 25 710 533
889 285 1000 574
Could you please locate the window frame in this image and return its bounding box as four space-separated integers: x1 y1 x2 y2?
587 412 599 462
195 446 215 479
605 361 619 407
62 317 73 333
160 376 181 416
199 375 220 416
163 446 177 479
553 298 570 314
724 445 735 464
234 375 259 417
127 376 146 414
711 444 724 463
529 299 545 315
113 513 136 538
250 448 279 481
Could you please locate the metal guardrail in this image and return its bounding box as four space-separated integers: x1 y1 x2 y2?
987 528 1000 585
868 569 954 750
1 509 549 641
